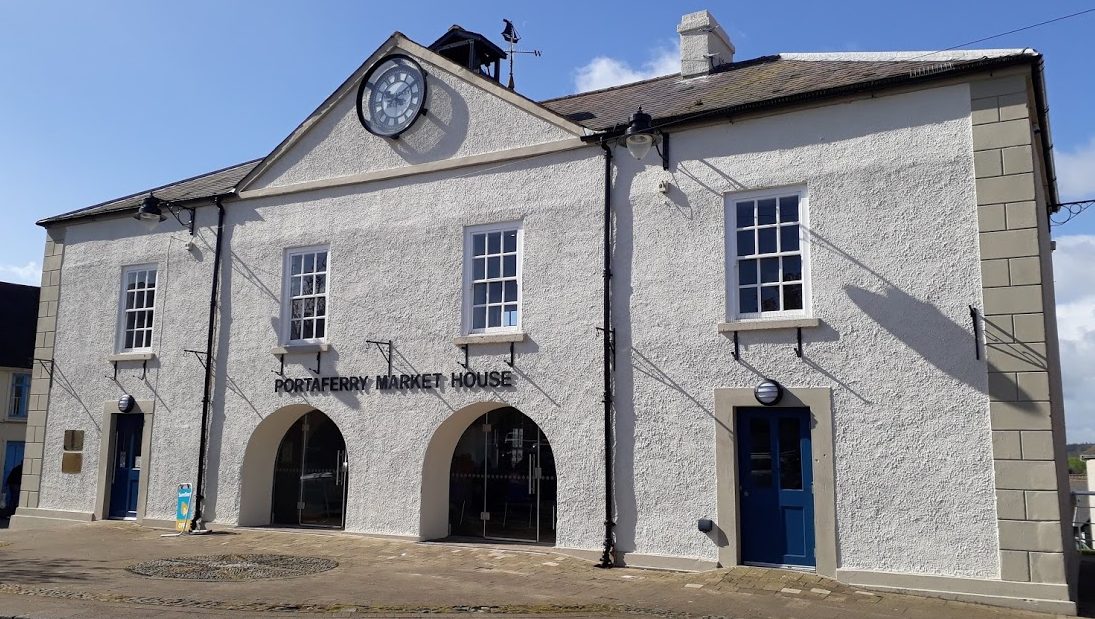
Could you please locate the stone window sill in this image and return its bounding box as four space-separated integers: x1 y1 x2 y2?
271 342 330 355
5 417 27 423
107 352 156 362
453 332 527 346
717 317 820 333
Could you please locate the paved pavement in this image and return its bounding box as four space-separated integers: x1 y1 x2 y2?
0 522 1085 618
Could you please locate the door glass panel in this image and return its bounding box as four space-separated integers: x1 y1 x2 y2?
448 416 486 538
271 411 346 529
748 417 772 488
778 417 803 490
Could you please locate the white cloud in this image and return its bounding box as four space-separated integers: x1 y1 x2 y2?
574 42 679 93
1056 136 1095 201
1053 235 1095 443
0 261 40 286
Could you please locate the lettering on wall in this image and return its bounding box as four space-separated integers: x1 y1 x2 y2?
274 370 514 394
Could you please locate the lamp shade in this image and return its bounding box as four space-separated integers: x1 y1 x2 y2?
753 380 783 406
623 108 655 161
134 196 166 229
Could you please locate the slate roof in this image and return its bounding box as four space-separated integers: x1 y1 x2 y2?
37 159 260 226
540 53 1035 131
39 50 1036 226
0 282 40 369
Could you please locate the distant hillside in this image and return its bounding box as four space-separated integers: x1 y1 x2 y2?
1068 443 1095 458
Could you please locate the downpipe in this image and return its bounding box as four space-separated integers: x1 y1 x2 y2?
190 196 226 533
598 141 616 568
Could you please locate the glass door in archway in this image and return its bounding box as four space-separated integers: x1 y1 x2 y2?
272 410 347 529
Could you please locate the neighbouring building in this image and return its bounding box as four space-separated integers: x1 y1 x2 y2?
1 282 39 515
10 10 1080 613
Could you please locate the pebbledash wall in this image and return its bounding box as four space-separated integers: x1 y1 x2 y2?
12 27 1075 614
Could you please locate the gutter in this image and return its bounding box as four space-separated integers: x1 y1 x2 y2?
1029 57 1061 213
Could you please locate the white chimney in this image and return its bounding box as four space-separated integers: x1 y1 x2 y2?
677 10 735 78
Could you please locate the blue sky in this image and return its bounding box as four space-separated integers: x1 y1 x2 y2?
1 1 1094 440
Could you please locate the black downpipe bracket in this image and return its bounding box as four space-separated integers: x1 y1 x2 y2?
191 196 226 532
598 141 616 568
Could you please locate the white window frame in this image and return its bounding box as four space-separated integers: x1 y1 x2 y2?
116 264 158 352
724 186 811 321
463 221 523 335
8 372 30 420
282 245 331 344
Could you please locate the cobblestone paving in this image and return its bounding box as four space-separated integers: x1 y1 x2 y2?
0 522 1077 618
128 554 338 581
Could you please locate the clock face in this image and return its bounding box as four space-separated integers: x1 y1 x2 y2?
356 55 427 138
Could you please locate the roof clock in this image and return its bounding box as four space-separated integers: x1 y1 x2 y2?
356 54 428 139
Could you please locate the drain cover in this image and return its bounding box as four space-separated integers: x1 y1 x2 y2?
128 554 337 581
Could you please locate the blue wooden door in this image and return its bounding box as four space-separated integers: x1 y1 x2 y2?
109 414 143 519
3 441 25 510
737 408 815 567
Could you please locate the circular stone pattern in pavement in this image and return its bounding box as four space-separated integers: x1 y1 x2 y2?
128 554 338 581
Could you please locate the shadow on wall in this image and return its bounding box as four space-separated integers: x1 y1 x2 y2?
391 76 468 164
810 231 1043 407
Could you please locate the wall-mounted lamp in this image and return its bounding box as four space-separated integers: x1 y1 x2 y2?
754 379 783 406
134 194 196 235
621 107 669 170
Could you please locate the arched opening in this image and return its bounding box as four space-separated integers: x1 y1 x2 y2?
447 407 556 544
239 405 347 529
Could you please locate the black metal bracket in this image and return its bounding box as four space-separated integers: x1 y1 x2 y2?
311 351 321 375
366 340 393 376
732 331 739 360
970 305 981 360
505 341 516 367
794 327 803 358
457 344 470 369
184 349 209 369
272 353 285 377
654 132 669 170
595 327 616 366
34 358 54 380
141 359 148 380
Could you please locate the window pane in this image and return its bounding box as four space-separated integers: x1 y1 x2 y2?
488 305 501 327
783 255 802 281
488 232 501 254
306 253 318 274
315 252 327 272
304 298 315 318
760 257 780 283
735 201 753 228
473 258 485 280
146 290 155 308
738 259 757 286
474 283 487 305
473 234 486 256
315 274 326 294
761 286 780 311
779 417 803 490
487 256 500 279
780 224 800 252
503 305 518 326
757 198 777 225
290 321 301 340
503 230 517 252
291 299 304 319
126 291 136 310
758 228 777 254
290 277 301 296
503 254 516 277
784 284 803 310
504 280 517 302
126 313 136 329
291 254 302 275
314 318 325 338
302 275 314 295
125 331 134 349
736 230 754 256
739 287 758 314
127 272 137 288
779 195 799 223
748 418 772 488
489 281 502 303
316 297 326 317
473 307 486 329
302 320 314 339
147 270 157 286
134 312 144 329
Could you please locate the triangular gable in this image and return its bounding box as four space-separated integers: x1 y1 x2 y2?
238 33 588 195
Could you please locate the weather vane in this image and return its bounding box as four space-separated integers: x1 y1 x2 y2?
501 19 542 90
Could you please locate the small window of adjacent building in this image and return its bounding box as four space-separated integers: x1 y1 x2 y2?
119 265 157 351
284 247 329 342
727 188 809 319
8 372 30 419
465 223 522 333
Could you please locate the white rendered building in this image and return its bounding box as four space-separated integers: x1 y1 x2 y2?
12 11 1079 614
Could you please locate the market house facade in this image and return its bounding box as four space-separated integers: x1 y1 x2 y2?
12 10 1079 613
